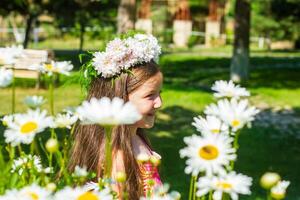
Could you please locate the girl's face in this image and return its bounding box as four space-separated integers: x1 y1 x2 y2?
129 72 163 129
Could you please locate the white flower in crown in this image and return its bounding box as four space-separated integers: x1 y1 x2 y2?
192 115 229 136
92 34 161 78
134 34 161 62
76 97 142 126
92 51 122 78
4 109 53 146
196 171 252 200
204 98 260 132
212 80 250 99
179 134 236 176
0 68 13 88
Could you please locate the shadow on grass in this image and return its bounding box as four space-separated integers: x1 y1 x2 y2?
160 56 300 90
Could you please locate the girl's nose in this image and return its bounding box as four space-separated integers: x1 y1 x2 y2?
153 95 162 109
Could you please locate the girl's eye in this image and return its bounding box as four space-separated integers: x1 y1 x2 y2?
146 94 154 98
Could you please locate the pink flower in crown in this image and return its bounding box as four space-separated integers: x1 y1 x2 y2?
91 34 161 78
92 51 121 78
127 34 161 64
106 38 127 60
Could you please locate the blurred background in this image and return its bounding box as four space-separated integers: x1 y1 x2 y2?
1 0 300 199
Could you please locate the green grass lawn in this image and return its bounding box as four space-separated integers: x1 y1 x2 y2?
1 49 300 199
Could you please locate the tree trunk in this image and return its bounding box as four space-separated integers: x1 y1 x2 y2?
230 0 251 83
23 14 35 48
117 0 136 34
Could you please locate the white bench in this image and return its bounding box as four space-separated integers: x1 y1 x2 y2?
13 49 54 88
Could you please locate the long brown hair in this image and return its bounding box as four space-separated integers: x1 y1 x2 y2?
68 61 160 199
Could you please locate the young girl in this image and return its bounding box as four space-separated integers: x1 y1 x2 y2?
68 34 163 199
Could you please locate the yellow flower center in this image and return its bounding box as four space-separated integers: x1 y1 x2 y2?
198 145 219 160
77 192 99 200
45 64 54 71
231 119 240 127
226 91 234 97
27 192 39 200
20 121 38 134
211 129 220 134
216 181 233 190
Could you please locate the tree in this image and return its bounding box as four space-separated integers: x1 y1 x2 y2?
230 0 251 83
51 0 118 51
117 0 136 34
0 0 48 48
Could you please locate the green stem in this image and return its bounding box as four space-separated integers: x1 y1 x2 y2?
51 128 57 139
70 123 76 136
49 75 54 115
104 126 113 178
267 191 272 200
230 131 241 170
193 175 197 200
17 144 22 156
7 144 15 161
38 137 49 160
11 68 16 114
189 175 194 200
49 153 53 169
208 191 212 200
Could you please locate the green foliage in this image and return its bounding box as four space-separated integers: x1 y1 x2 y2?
251 0 300 41
78 51 97 92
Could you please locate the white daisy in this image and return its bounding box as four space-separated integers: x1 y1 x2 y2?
196 171 252 200
140 184 181 200
53 186 113 200
180 134 236 176
1 114 16 126
192 115 229 136
204 98 259 132
24 95 46 109
76 97 142 126
271 180 290 200
4 109 53 146
53 112 78 129
0 45 24 65
0 189 27 200
19 184 51 200
74 165 88 177
0 68 13 88
11 155 42 175
212 80 250 99
0 52 16 65
84 181 99 191
40 60 73 76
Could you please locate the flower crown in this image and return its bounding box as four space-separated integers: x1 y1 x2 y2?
91 34 161 78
